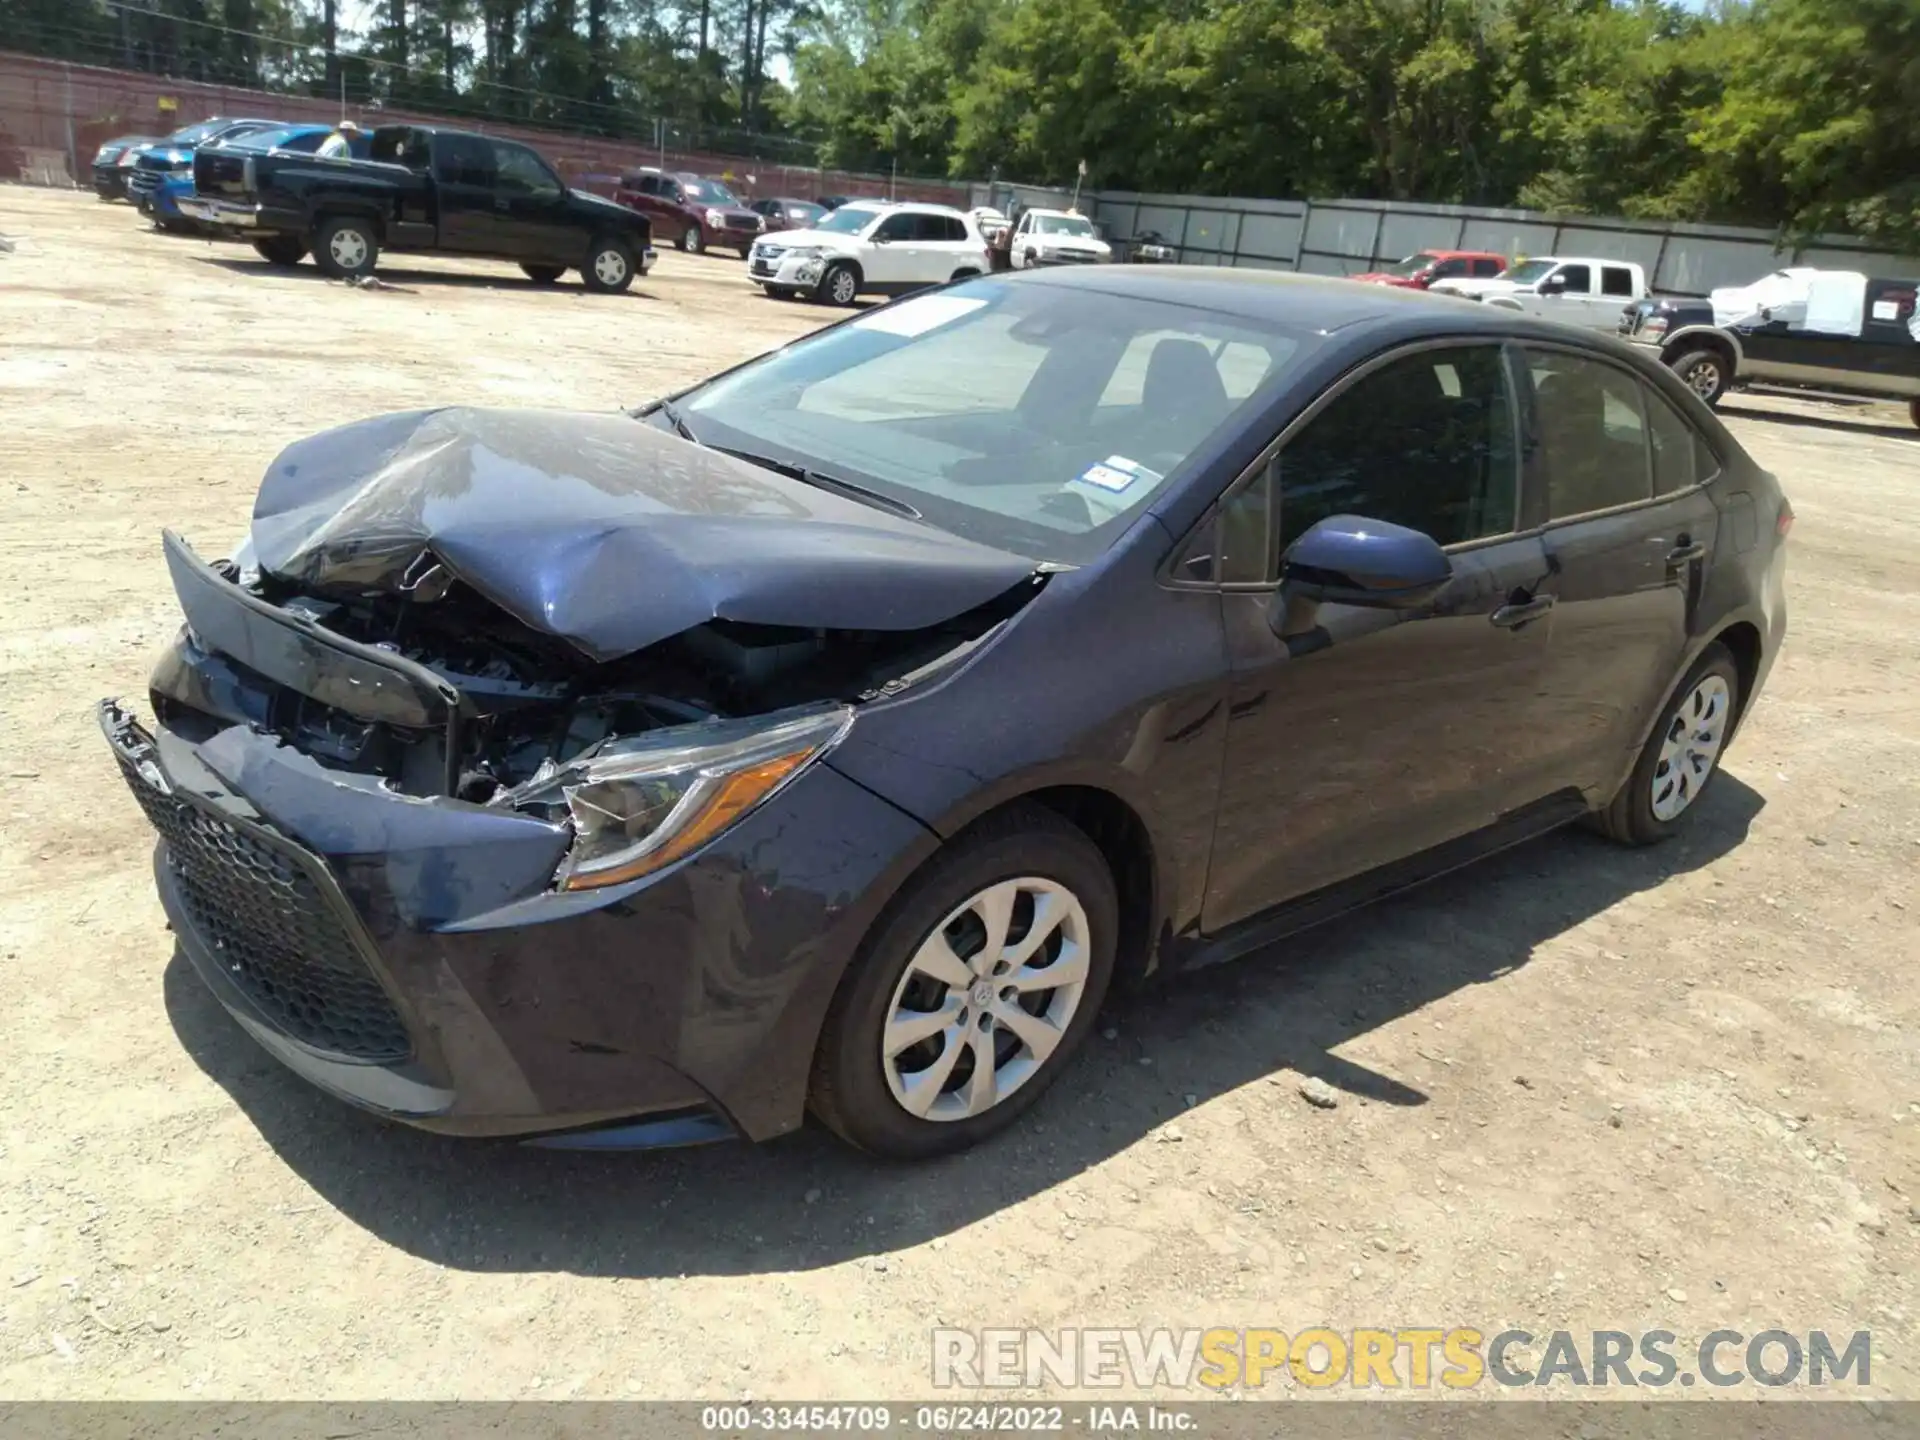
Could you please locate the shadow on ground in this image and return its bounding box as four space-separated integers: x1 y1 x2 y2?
166 776 1764 1278
190 252 661 298
1720 397 1917 442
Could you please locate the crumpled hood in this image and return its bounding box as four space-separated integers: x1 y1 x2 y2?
246 407 1039 663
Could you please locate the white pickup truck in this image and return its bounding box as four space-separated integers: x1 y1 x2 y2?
1429 256 1648 331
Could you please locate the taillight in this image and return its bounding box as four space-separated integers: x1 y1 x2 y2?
1777 498 1794 538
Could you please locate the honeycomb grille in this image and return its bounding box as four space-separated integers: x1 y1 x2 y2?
114 751 412 1063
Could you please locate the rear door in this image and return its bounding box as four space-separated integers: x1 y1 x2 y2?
1520 345 1722 798
431 133 502 253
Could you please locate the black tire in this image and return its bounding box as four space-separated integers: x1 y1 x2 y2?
737 245 754 261
581 236 635 294
817 260 860 307
1668 346 1730 407
1909 398 1920 432
312 214 379 280
762 284 797 300
950 267 981 282
1591 642 1742 846
520 263 565 284
252 235 307 267
681 223 704 255
809 803 1119 1159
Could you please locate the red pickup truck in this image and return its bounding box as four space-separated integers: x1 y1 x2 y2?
1351 249 1507 289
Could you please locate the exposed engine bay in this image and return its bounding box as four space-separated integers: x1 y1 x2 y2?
154 563 1039 805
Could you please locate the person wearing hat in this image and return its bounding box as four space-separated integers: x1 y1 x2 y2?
317 119 362 159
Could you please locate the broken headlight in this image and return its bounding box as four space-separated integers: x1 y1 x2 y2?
507 704 854 891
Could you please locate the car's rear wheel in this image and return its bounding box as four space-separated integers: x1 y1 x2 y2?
818 261 860 307
810 803 1118 1158
582 237 635 294
252 235 307 267
1591 642 1741 846
1908 397 1920 431
520 263 565 284
1669 347 1730 407
312 215 379 280
681 224 704 254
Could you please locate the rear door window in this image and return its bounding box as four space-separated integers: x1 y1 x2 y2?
1602 266 1637 296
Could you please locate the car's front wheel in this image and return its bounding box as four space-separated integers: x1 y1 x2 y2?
1592 642 1742 846
312 215 379 280
818 261 860 307
810 804 1118 1158
582 237 635 294
681 223 704 255
1669 347 1730 407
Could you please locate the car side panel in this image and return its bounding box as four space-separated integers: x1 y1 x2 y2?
821 547 1231 964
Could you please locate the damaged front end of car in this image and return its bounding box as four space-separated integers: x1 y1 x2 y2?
103 406 1048 1145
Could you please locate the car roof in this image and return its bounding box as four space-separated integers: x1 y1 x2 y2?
1419 248 1505 258
997 264 1626 336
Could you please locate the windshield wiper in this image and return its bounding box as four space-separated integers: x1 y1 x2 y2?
710 445 922 520
655 399 697 443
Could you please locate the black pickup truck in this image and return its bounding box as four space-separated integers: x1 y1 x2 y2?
1621 270 1920 428
192 123 655 292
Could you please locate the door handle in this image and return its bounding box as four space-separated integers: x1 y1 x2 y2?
1490 594 1555 629
1666 541 1705 565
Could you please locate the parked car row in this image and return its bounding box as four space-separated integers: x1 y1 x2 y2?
1354 244 1919 425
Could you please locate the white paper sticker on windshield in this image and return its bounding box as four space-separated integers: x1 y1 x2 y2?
851 295 988 338
1077 464 1136 492
1872 300 1901 321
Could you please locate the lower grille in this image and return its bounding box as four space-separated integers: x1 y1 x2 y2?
111 745 412 1063
751 260 776 277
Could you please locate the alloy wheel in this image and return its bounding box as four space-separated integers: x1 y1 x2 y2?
829 268 857 305
880 877 1091 1122
1651 673 1731 821
1686 359 1722 399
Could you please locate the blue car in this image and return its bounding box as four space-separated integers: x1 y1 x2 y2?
128 117 280 231
102 271 1789 1158
175 123 369 236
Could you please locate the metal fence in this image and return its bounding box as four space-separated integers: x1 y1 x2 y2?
1089 191 1920 296
0 49 974 209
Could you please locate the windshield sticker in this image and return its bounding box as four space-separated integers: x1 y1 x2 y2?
1073 455 1163 494
852 295 988 338
1872 300 1901 321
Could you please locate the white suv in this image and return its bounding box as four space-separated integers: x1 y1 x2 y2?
748 202 991 305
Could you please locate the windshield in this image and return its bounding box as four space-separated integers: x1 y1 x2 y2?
812 205 882 235
680 177 740 205
1500 259 1557 284
676 277 1314 564
164 120 227 146
227 125 313 151
1386 252 1440 277
1035 215 1096 238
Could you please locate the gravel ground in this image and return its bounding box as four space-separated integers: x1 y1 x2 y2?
1 186 1917 1403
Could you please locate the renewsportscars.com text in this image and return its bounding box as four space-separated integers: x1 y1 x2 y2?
931 1327 1871 1390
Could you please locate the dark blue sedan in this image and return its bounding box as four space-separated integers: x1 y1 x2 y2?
101 268 1788 1157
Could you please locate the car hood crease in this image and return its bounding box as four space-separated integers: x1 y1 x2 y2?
245 406 1039 663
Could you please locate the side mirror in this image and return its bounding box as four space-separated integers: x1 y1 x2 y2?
1540 274 1568 296
1269 515 1453 637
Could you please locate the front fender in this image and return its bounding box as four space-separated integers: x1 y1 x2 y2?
1661 324 1744 369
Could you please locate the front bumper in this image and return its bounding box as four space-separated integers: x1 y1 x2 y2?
747 247 832 288
177 195 257 228
93 165 131 199
103 691 933 1145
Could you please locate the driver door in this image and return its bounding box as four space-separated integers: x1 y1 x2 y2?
488 140 575 262
864 210 921 287
1200 342 1561 932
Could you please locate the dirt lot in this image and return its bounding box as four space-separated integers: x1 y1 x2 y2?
2 185 1917 1403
